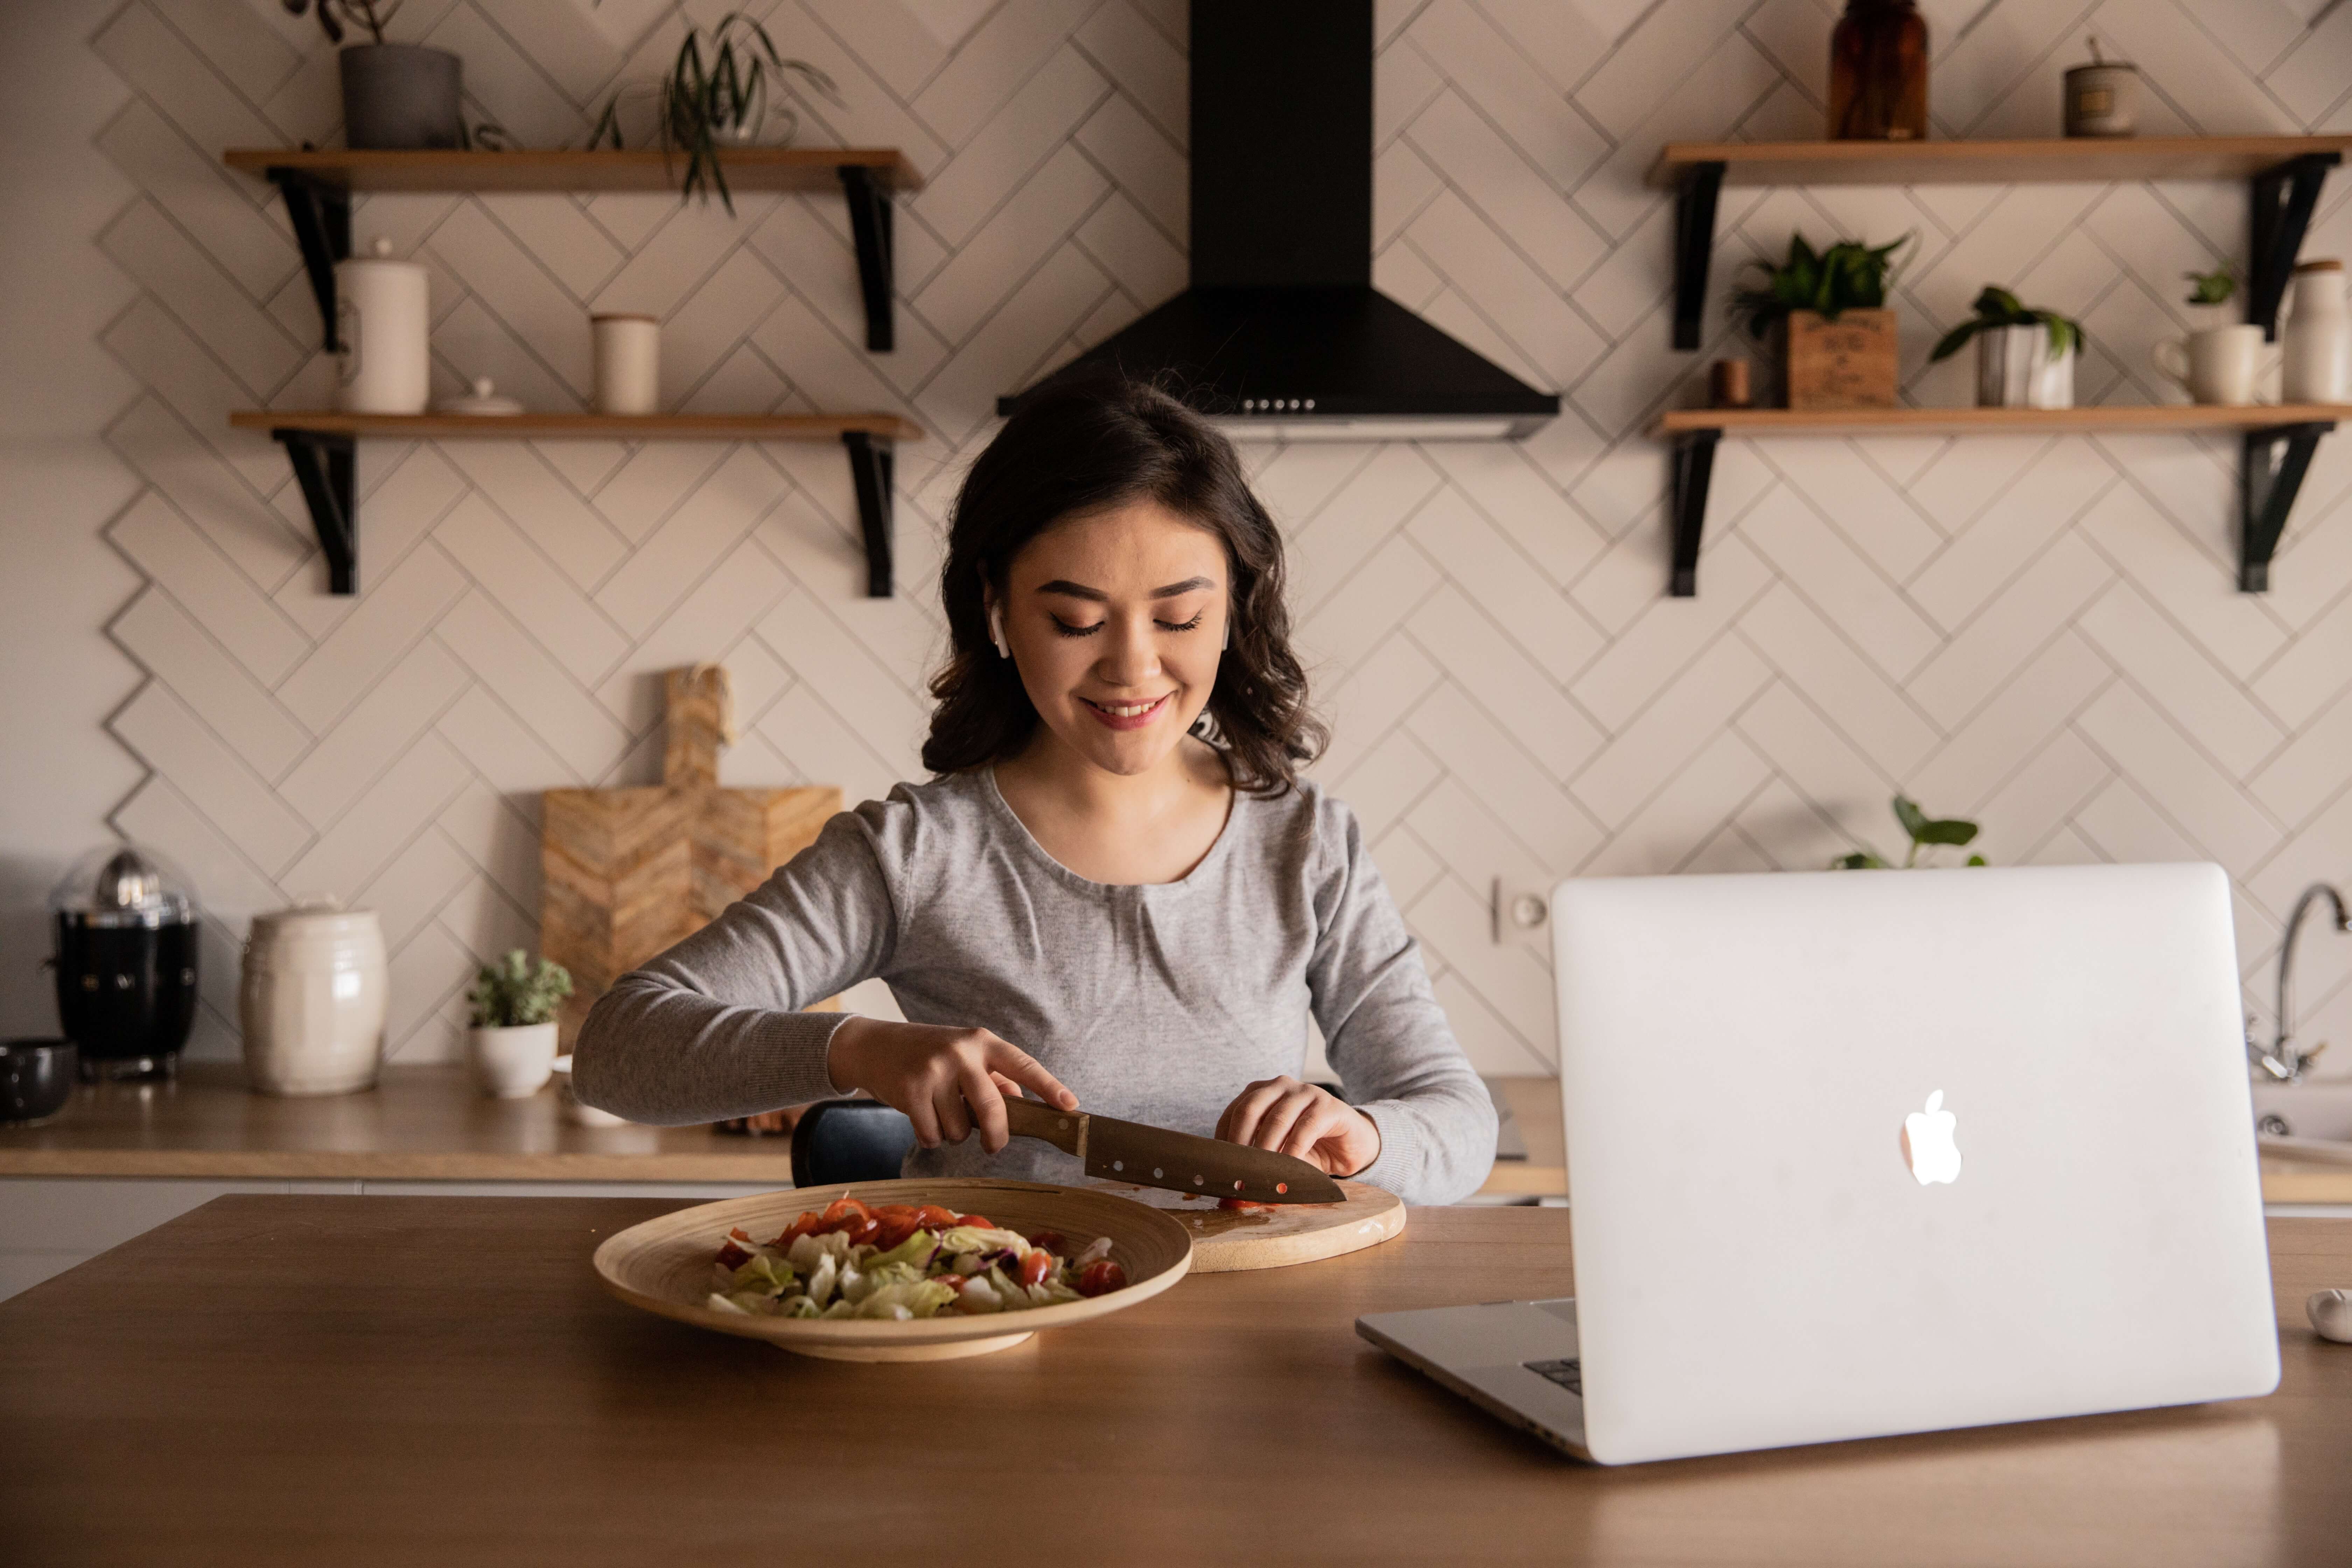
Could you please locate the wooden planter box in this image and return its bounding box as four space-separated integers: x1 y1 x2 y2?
1783 308 1899 409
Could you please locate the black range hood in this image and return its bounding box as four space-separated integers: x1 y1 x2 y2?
997 1 1559 441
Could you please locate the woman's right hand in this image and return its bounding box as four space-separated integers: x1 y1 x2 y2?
825 1017 1077 1154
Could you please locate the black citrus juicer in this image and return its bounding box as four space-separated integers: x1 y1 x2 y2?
48 844 201 1082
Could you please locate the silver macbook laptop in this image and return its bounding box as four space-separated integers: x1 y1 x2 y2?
1360 863 2279 1465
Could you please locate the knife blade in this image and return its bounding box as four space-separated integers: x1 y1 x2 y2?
1002 1098 1347 1204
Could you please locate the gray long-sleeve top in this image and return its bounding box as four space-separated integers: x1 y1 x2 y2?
570 766 1496 1206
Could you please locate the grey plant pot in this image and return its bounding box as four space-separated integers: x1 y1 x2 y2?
341 43 463 150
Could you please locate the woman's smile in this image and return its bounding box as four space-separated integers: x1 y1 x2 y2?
1080 692 1172 729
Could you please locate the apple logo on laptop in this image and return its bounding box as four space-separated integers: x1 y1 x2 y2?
1901 1090 1962 1185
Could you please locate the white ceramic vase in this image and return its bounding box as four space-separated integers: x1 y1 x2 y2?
2283 259 2350 404
471 1022 558 1099
1975 324 2075 409
240 901 388 1096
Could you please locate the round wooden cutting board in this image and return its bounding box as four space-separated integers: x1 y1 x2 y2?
1084 1178 1404 1272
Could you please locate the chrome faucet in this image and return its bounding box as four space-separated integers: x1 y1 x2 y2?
2252 883 2350 1082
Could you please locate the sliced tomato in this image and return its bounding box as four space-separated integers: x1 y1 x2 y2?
953 1212 995 1231
1017 1249 1051 1287
914 1204 961 1231
770 1212 823 1248
714 1241 750 1270
1217 1197 1275 1212
1077 1259 1127 1297
1027 1229 1070 1256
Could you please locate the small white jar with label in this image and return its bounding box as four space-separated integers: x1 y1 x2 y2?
335 238 430 414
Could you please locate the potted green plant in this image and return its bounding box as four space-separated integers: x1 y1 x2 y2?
589 12 842 215
1929 286 2086 410
1831 796 1986 869
281 1 464 151
1732 233 1912 409
465 950 572 1100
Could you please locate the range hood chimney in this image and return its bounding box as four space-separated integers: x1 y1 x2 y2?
997 0 1560 441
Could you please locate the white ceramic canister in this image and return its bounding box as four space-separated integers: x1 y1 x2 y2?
2283 259 2350 405
335 238 430 414
239 899 388 1096
592 313 660 414
1976 323 2075 410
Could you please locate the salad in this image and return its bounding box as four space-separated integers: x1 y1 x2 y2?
706 1196 1130 1322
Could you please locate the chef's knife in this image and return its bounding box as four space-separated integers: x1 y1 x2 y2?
1002 1098 1347 1205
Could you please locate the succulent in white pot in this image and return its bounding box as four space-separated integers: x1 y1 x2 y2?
465 950 572 1099
1931 286 2085 410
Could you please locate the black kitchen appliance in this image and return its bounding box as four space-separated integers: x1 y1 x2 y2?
0 1039 77 1124
999 0 1560 439
48 844 200 1082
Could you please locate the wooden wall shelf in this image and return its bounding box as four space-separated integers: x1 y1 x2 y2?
1656 405 2343 598
1655 136 2347 353
222 147 919 356
1649 135 2352 190
229 411 923 598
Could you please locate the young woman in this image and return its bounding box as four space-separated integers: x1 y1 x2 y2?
572 379 1496 1205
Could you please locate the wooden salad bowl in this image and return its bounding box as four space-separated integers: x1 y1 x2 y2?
592 1178 1194 1362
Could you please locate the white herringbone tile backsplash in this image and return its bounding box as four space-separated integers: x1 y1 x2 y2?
59 0 2352 1076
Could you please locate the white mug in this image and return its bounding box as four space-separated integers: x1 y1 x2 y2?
2152 325 2275 407
592 313 660 415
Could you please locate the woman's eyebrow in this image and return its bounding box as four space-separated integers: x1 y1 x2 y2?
1034 576 1216 601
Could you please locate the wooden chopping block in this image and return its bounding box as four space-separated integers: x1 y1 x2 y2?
541 666 840 1048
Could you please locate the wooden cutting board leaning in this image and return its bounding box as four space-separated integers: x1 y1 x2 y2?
541 665 838 1049
1086 1178 1405 1272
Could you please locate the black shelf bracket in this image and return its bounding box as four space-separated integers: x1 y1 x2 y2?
268 167 351 354
1671 161 1726 352
841 430 895 597
272 428 357 594
2248 153 2340 342
2241 420 2335 593
1667 428 1721 596
838 165 896 353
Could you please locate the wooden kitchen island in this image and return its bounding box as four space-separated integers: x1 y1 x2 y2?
1 1196 2347 1566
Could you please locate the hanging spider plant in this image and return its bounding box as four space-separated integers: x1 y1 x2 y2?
588 12 842 215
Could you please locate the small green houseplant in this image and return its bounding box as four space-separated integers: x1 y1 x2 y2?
1731 233 1913 409
281 0 467 150
2185 267 2238 307
1931 286 2086 410
589 12 842 214
465 951 573 1100
1832 796 1987 870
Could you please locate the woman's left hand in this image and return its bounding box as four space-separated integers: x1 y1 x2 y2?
1215 1076 1380 1177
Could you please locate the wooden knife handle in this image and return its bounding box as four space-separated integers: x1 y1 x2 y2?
1002 1097 1083 1155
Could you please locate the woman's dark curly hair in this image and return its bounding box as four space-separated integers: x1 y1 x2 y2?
922 377 1326 794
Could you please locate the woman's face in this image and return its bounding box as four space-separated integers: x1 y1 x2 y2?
995 498 1230 779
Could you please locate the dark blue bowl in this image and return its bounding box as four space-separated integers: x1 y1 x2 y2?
1 1039 77 1125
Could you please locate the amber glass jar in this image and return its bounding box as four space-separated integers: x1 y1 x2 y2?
1828 0 1928 141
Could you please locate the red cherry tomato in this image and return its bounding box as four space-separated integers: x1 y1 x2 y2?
914 1205 961 1231
869 1204 924 1248
1027 1230 1070 1256
953 1213 995 1230
1077 1260 1127 1297
1018 1249 1051 1287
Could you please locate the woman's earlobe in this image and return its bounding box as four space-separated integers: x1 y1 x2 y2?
988 604 1012 660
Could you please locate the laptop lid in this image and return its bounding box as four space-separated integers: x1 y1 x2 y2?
1552 863 2277 1466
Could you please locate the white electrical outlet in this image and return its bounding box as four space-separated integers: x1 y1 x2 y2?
1491 875 1552 950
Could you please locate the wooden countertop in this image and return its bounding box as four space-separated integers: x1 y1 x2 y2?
5 1068 2347 1202
2 1195 2346 1565
0 1063 795 1182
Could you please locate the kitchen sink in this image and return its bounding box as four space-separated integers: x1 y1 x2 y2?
2250 1080 2352 1166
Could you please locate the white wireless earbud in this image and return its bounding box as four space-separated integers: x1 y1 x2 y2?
988 604 1011 659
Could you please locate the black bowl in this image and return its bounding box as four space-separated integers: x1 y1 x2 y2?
1 1039 77 1125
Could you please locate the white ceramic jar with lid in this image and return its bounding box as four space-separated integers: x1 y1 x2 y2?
335 238 430 414
239 898 388 1096
2283 259 2350 405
